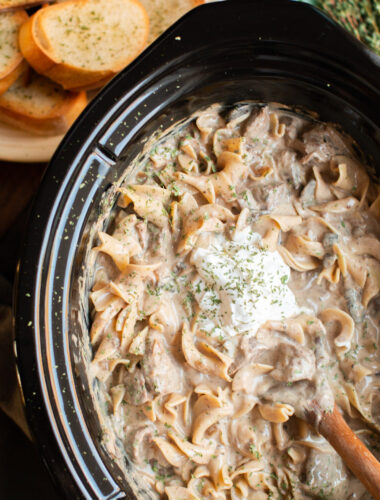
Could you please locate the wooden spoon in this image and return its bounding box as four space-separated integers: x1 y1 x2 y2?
307 403 380 499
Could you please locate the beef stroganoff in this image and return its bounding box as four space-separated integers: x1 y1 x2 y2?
89 103 380 499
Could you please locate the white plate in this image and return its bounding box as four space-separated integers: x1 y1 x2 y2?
0 121 63 163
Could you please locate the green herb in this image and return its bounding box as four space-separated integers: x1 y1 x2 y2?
314 0 380 55
249 443 261 459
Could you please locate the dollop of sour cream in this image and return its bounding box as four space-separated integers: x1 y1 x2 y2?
190 227 300 338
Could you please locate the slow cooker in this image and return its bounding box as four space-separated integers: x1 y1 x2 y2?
14 0 380 498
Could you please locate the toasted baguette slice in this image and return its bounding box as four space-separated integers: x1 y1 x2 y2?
0 9 28 94
140 0 204 44
0 70 87 135
0 57 28 94
19 0 149 91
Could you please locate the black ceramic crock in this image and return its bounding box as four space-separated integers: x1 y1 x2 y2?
14 0 380 498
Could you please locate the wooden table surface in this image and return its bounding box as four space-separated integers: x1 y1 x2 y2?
0 160 60 498
0 161 45 238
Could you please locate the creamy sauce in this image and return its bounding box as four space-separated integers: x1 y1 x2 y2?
89 103 380 499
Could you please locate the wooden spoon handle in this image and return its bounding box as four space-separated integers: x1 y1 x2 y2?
319 404 380 500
